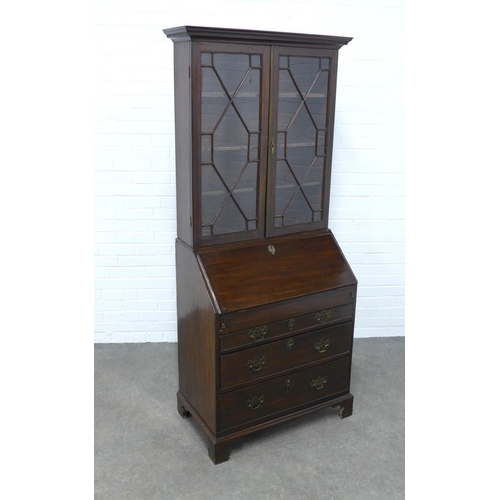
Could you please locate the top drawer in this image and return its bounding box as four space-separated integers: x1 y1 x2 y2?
220 302 354 353
219 284 356 335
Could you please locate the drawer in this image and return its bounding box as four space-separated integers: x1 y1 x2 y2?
220 302 354 352
220 321 352 390
219 285 356 334
220 357 350 432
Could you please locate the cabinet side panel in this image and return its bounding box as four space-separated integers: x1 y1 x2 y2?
322 49 339 223
173 41 193 247
176 239 217 433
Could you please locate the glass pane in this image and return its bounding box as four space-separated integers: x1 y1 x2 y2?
213 53 250 95
201 53 212 66
200 51 262 239
213 197 247 235
201 134 212 164
289 57 320 97
251 55 261 68
306 70 328 128
301 156 325 211
201 67 228 134
249 133 259 161
213 106 248 188
275 54 330 230
276 132 286 159
233 68 261 132
201 164 227 226
232 161 258 221
274 160 296 217
285 190 313 226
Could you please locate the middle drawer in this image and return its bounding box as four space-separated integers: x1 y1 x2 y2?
220 321 352 390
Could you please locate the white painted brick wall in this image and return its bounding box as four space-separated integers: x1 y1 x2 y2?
94 0 404 342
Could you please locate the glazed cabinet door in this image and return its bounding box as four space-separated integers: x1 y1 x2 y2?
266 47 339 236
193 42 271 247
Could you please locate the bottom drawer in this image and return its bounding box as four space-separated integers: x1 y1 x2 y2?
219 357 349 432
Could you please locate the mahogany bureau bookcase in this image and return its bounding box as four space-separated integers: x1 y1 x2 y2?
163 26 356 464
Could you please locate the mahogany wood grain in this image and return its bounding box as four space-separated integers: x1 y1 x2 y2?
220 283 356 334
172 41 194 247
219 302 354 352
198 229 357 312
166 27 356 464
219 357 350 431
175 239 218 434
164 26 352 49
220 321 352 389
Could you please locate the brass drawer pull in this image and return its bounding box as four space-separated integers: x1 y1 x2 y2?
248 326 267 342
247 356 266 372
314 338 330 353
287 338 294 349
315 309 332 324
311 376 327 390
248 395 264 410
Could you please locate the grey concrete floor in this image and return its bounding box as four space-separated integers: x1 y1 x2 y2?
95 337 404 500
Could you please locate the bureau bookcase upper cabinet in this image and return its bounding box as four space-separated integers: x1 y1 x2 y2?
166 27 352 247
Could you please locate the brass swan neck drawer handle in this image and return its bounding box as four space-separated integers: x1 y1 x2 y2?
248 326 267 342
247 356 266 372
311 376 327 390
314 338 330 353
315 309 332 324
247 395 265 410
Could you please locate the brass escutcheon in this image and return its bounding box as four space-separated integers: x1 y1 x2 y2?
248 326 267 342
287 338 294 349
314 338 330 353
288 319 296 330
247 395 265 410
311 376 327 390
285 379 292 394
315 309 332 324
268 245 276 255
247 356 266 372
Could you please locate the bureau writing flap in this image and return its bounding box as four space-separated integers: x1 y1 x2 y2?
196 229 357 313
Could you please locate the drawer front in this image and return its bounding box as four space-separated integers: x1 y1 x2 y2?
220 303 354 352
220 321 352 390
219 285 356 334
220 357 350 431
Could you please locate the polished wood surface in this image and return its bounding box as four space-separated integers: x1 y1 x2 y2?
175 238 217 434
198 229 357 312
220 302 354 352
220 284 356 334
220 357 350 431
166 26 355 464
220 321 353 389
164 25 352 49
172 41 194 247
